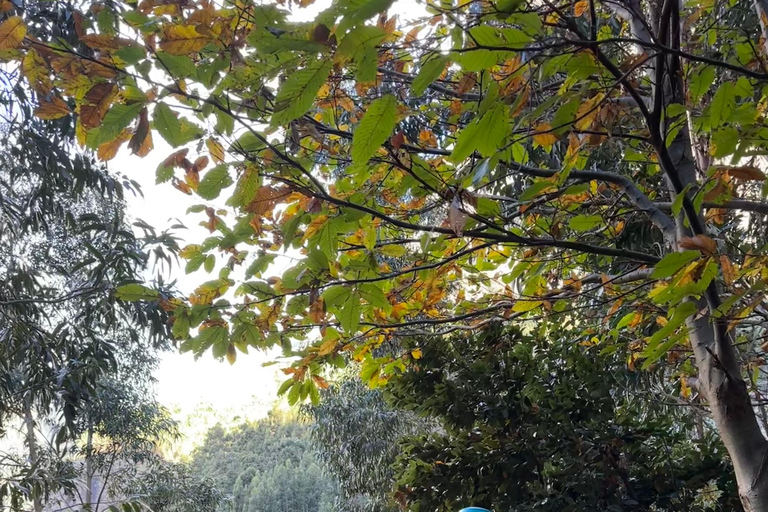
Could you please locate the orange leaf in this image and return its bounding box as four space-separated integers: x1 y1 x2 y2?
246 186 292 215
678 234 717 255
0 16 26 50
34 96 70 120
720 255 736 286
532 122 558 147
574 0 589 17
312 375 330 389
97 129 131 161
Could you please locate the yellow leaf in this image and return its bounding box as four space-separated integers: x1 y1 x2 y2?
159 24 208 55
0 16 26 50
318 338 337 356
512 300 542 313
226 343 237 364
206 137 226 163
411 348 422 359
573 0 588 17
532 122 558 148
34 96 70 120
574 92 605 131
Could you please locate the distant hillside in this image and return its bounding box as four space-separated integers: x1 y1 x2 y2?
189 411 336 512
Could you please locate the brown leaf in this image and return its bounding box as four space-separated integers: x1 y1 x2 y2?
128 107 151 156
172 177 193 195
721 165 766 182
448 194 468 237
192 155 209 173
456 73 476 95
390 131 405 150
80 82 117 129
312 23 331 45
312 375 330 389
246 186 292 215
79 34 123 50
34 96 70 120
160 148 189 168
679 234 717 255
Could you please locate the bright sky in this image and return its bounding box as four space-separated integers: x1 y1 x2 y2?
113 0 427 447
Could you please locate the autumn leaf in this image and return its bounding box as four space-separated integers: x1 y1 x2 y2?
159 24 209 55
574 0 589 17
679 234 718 256
34 96 70 120
97 129 131 161
532 122 558 147
128 107 153 157
80 83 118 129
719 165 766 182
0 16 26 50
246 186 292 216
719 255 736 286
206 137 226 164
574 92 605 131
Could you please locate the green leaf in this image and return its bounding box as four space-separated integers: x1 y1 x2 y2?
651 251 700 279
271 60 332 126
338 292 361 333
156 162 174 184
153 103 202 147
689 66 715 102
710 84 735 128
90 103 144 147
519 180 556 201
197 165 233 200
451 103 510 162
359 283 391 312
411 55 449 96
352 94 397 165
323 285 350 307
156 51 196 77
115 283 159 301
568 214 603 232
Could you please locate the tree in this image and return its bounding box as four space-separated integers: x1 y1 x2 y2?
189 411 336 512
387 324 739 511
307 377 424 512
0 2 179 507
7 0 768 507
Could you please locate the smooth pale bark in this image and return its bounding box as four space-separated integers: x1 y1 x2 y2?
660 2 768 509
23 400 43 512
607 0 768 509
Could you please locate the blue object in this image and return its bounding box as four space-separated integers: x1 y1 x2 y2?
460 508 491 512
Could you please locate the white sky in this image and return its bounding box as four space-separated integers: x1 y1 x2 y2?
113 0 426 447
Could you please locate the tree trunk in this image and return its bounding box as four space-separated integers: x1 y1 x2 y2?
85 425 94 511
651 1 768 509
23 399 43 512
